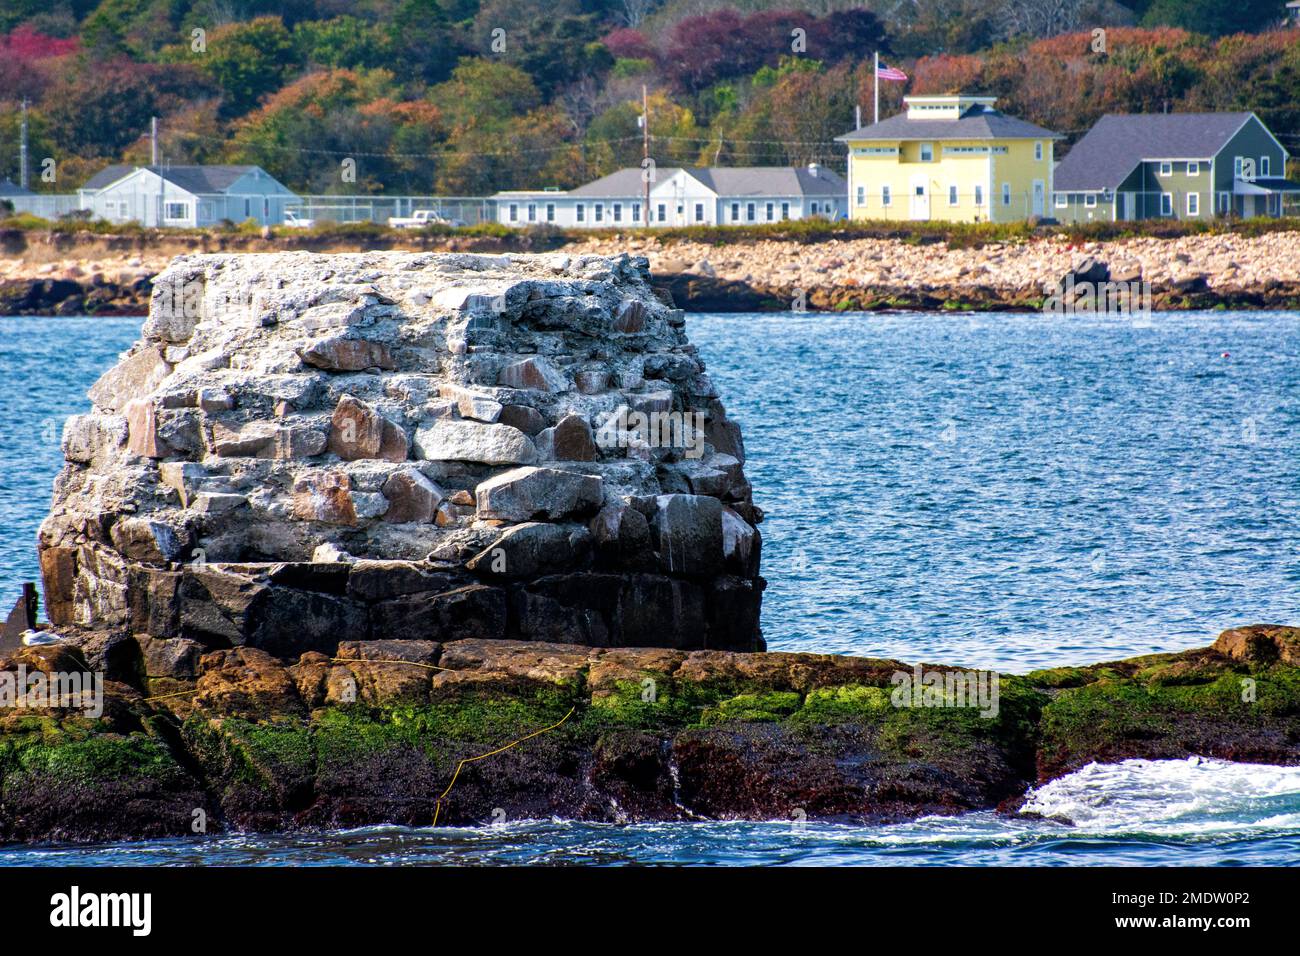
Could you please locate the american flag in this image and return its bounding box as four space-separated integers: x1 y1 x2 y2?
876 61 908 82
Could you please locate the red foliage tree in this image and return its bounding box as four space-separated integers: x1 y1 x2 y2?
602 27 655 62
0 25 78 60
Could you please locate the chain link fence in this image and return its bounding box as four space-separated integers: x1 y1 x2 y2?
2 194 84 219
287 196 496 226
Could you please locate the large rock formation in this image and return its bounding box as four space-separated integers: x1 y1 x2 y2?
37 252 763 656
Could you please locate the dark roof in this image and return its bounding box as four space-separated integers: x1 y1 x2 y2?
568 168 653 197
1054 113 1257 190
693 165 845 197
0 177 33 197
836 106 1060 143
81 165 136 190
82 164 293 194
566 165 845 198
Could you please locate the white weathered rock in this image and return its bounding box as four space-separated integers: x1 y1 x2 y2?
475 466 603 522
413 419 537 465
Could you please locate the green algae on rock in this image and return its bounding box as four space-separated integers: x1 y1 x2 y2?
1 626 1297 843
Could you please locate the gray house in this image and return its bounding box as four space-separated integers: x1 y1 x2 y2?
0 177 33 199
493 164 846 228
79 165 299 227
1053 113 1298 222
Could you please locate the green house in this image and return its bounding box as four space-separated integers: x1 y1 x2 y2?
1052 112 1299 222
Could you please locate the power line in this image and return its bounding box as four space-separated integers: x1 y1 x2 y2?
183 132 852 161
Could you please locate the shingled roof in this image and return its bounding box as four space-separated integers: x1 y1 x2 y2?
836 106 1060 143
567 165 845 198
81 165 293 194
1054 113 1260 190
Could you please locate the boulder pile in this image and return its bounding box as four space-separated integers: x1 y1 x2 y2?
37 251 764 658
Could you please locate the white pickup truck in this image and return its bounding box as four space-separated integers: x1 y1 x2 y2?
387 209 451 229
282 209 315 228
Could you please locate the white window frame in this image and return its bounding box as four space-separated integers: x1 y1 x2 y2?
576 203 585 222
632 202 640 223
948 184 958 206
527 203 536 222
765 201 774 221
919 142 934 162
781 201 790 219
1187 192 1199 216
164 201 189 221
545 203 555 222
1261 156 1271 177
1034 141 1043 161
1054 193 1067 208
612 202 622 222
1159 161 1172 176
1160 192 1173 216
508 203 518 222
1084 193 1097 208
1217 191 1231 214
695 202 704 222
657 203 666 222
1187 161 1200 176
746 202 756 222
730 202 739 221
594 203 604 222
881 185 891 206
856 185 865 206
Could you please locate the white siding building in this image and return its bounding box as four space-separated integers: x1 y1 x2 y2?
493 164 847 228
78 165 299 228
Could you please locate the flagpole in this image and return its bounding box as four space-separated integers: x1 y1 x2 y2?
873 51 879 125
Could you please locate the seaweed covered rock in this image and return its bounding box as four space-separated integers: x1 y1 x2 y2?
2 626 1298 841
37 251 763 656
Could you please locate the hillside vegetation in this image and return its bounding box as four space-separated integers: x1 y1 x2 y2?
1 1 1297 196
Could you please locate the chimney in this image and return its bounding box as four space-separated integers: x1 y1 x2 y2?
808 162 820 178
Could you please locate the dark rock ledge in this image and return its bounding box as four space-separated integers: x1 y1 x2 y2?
0 624 1296 843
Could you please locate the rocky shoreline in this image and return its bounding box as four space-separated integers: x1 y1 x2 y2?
0 625 1297 842
583 230 1300 312
6 229 1300 315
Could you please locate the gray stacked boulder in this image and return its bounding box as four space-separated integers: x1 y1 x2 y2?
38 251 764 657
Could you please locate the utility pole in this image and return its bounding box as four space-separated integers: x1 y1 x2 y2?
151 116 158 165
19 99 29 190
641 84 650 227
873 52 880 125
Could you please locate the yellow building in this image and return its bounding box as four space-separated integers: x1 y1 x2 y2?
836 94 1061 223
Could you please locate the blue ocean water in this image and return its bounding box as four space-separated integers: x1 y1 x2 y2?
692 310 1300 670
0 310 1297 866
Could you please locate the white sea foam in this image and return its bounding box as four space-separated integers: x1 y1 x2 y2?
1021 757 1300 834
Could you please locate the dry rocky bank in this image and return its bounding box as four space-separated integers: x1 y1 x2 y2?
7 229 1300 315
570 230 1300 311
2 250 1298 843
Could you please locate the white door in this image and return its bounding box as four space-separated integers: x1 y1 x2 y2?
909 176 930 220
1032 180 1045 216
